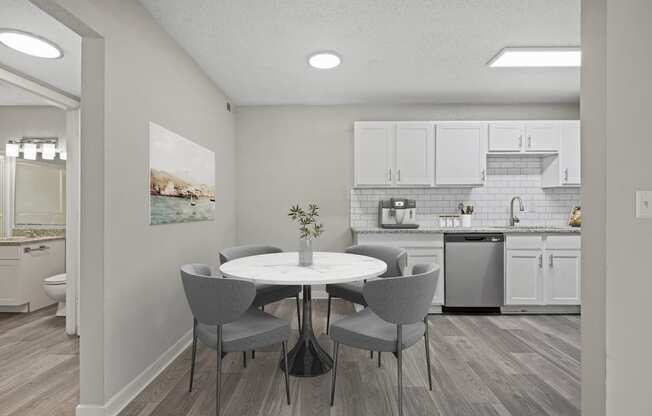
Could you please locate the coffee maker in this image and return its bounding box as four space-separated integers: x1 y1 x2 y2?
378 198 418 229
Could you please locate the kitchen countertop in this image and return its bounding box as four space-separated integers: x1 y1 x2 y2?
0 236 66 246
352 226 581 234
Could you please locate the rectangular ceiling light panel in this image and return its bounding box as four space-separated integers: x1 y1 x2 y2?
489 47 581 68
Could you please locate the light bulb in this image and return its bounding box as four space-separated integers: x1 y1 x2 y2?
5 142 19 157
23 143 37 160
42 143 56 160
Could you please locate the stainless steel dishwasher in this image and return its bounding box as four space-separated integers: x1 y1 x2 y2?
444 233 504 309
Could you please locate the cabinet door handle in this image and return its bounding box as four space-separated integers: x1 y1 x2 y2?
519 135 523 148
528 136 532 148
397 169 401 182
24 245 50 253
549 254 554 267
481 169 486 181
564 168 569 182
388 168 392 182
538 254 543 268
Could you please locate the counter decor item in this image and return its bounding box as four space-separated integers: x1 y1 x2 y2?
289 203 324 266
461 214 472 228
458 203 474 227
438 214 461 228
568 206 582 227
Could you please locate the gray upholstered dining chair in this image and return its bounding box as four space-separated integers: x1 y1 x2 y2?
180 264 291 416
220 245 301 365
325 245 407 332
325 245 407 366
329 263 439 416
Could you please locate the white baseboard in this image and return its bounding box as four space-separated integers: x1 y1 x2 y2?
76 405 105 416
76 329 193 416
501 305 581 314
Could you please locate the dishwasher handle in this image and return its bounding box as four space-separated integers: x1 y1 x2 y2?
446 233 504 243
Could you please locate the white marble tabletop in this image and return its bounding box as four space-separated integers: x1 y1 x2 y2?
219 251 388 285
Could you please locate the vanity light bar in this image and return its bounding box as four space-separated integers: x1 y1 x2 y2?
5 137 66 160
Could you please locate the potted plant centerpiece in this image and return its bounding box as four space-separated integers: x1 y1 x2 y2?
288 203 324 266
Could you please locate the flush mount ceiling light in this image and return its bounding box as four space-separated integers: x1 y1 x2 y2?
308 52 341 69
488 47 581 68
0 29 63 59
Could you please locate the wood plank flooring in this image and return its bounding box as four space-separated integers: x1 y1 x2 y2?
120 300 580 416
0 305 79 416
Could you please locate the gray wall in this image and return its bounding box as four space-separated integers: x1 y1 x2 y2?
580 0 606 414
605 3 652 410
235 104 579 251
42 0 237 406
583 0 652 414
0 106 66 146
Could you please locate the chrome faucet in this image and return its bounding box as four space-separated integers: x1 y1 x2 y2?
510 196 525 226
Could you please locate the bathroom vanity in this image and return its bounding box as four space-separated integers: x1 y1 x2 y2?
0 236 65 313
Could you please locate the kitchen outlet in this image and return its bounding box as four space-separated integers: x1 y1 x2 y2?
636 191 652 218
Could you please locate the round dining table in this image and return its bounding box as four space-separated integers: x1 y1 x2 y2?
219 251 387 377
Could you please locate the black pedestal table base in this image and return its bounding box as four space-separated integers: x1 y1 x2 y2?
281 285 333 376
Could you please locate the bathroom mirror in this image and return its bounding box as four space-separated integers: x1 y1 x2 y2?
14 159 66 226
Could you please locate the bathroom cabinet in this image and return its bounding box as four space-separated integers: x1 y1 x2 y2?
0 238 65 313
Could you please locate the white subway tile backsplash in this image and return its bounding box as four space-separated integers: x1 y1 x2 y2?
350 156 581 228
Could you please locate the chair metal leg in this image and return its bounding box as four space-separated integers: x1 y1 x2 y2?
216 326 223 416
295 294 302 332
252 305 264 360
378 351 382 368
189 319 198 392
397 325 403 416
282 341 291 405
330 340 340 406
326 295 332 334
243 351 247 368
424 316 432 391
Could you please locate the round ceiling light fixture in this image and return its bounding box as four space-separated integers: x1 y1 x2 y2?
308 52 341 69
0 29 63 59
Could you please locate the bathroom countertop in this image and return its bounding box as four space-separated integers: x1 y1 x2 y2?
352 226 581 234
0 236 66 246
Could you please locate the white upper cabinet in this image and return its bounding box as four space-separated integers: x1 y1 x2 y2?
560 121 581 185
435 123 487 186
525 122 560 152
541 121 581 187
354 120 579 188
354 122 395 186
488 123 524 152
395 123 434 186
354 122 434 187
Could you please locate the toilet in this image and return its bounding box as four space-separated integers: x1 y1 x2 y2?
43 274 66 317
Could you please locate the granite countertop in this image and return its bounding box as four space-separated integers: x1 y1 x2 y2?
0 236 66 246
352 226 581 234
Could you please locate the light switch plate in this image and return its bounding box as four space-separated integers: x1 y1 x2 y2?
636 191 652 218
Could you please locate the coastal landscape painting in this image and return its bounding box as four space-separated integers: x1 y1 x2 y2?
149 122 215 225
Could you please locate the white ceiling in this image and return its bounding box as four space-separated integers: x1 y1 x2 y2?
0 0 81 97
139 0 580 106
0 79 54 105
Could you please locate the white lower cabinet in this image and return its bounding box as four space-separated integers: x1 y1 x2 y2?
545 250 581 304
0 239 66 312
505 234 581 306
505 250 542 305
354 233 445 309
